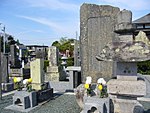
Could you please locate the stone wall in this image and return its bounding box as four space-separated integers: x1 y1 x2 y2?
80 3 120 82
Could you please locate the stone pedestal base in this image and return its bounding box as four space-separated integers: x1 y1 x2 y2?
81 96 110 113
112 98 144 113
46 66 61 81
46 72 60 81
37 88 53 103
107 79 146 96
107 78 146 113
13 91 37 109
5 91 38 112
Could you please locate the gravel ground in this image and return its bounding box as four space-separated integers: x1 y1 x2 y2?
0 93 150 113
0 93 81 113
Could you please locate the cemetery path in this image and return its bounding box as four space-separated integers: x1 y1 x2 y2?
0 92 150 113
0 92 81 113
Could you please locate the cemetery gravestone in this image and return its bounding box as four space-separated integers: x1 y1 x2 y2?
80 3 120 82
48 46 59 66
0 37 1 99
30 58 44 90
10 45 21 68
1 52 14 92
46 46 61 81
1 53 8 83
78 4 147 113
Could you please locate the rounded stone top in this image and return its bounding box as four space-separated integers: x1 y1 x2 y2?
96 41 150 62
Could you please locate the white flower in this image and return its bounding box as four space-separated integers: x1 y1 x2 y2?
85 76 92 84
23 79 28 85
97 78 106 85
102 80 106 85
16 77 22 82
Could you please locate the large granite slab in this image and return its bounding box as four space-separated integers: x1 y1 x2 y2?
80 3 120 82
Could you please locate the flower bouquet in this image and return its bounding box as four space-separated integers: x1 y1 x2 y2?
13 77 22 91
97 78 108 98
84 76 92 96
23 78 32 92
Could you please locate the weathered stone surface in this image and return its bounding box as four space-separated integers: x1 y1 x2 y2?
46 66 61 81
112 98 144 113
135 31 150 46
30 59 44 90
46 46 61 82
107 79 146 97
80 3 120 82
96 30 150 62
0 37 1 99
117 76 137 81
1 53 8 83
115 9 133 32
96 41 150 62
138 75 150 98
10 45 21 68
47 66 60 72
117 9 132 23
74 40 80 66
117 34 133 42
46 72 60 81
48 46 59 66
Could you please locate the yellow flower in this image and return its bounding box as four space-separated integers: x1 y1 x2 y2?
98 84 103 91
13 77 17 83
84 84 89 89
28 78 32 83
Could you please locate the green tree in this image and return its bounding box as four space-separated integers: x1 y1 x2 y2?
52 41 61 48
138 60 150 75
51 37 75 66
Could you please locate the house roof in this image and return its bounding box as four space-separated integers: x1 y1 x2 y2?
26 45 48 47
133 13 150 24
16 44 26 49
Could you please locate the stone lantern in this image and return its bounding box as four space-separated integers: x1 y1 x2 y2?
96 31 149 113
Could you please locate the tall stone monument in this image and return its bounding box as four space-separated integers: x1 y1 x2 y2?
80 3 120 82
45 46 61 81
10 45 21 68
30 58 44 90
48 46 59 66
0 37 2 99
1 53 9 83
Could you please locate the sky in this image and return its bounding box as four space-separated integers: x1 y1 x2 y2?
0 0 150 46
